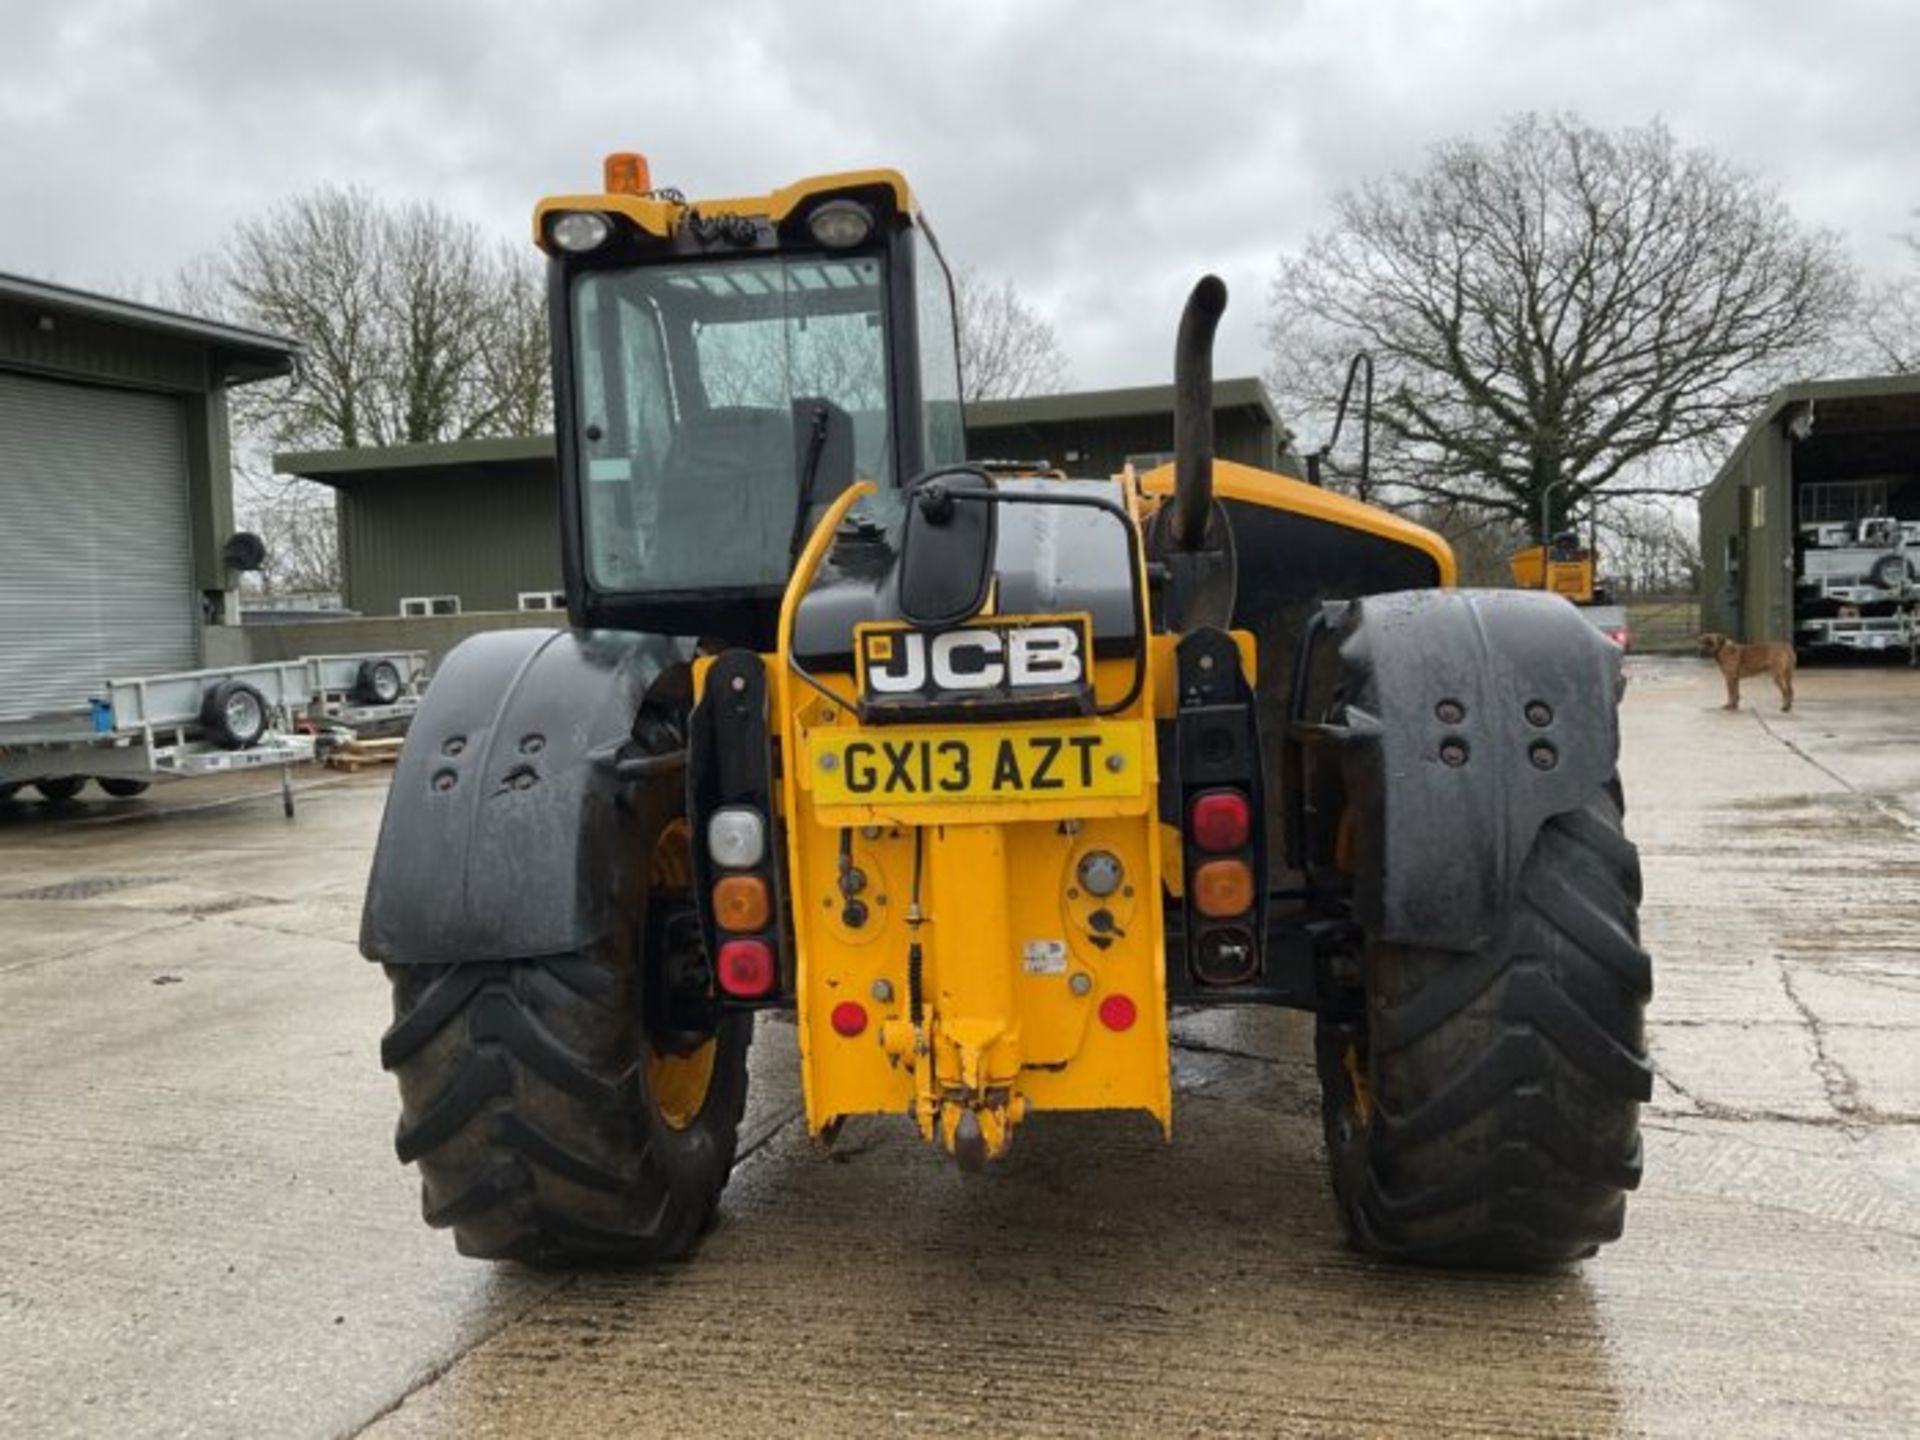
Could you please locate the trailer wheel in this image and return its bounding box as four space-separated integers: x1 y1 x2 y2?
355 659 404 706
380 802 751 1264
98 778 151 799
201 680 270 750
1315 783 1651 1268
1870 554 1913 591
0 782 21 804
33 776 87 803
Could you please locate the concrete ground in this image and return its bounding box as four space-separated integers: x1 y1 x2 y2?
1 656 1915 1438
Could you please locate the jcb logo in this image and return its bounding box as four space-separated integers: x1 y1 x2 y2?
858 617 1090 706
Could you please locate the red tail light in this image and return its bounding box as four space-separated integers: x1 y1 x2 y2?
1188 790 1251 852
1098 994 1138 1032
829 1001 868 1037
716 939 776 998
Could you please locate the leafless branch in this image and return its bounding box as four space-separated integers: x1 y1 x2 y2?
954 265 1071 401
1266 113 1856 532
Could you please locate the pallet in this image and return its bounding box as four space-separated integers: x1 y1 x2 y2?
325 736 406 772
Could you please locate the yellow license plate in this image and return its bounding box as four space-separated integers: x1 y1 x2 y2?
810 723 1145 806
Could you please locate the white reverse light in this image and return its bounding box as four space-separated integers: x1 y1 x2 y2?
707 807 767 870
550 211 613 253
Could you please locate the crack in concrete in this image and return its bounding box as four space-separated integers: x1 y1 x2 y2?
346 1110 809 1438
733 1111 805 1169
0 913 201 978
1168 1037 1283 1066
1651 1016 1915 1032
341 1274 579 1439
1778 960 1866 1123
1751 708 1920 838
1653 1018 1919 1130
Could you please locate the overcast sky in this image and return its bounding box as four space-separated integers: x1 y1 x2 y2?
5 0 1917 395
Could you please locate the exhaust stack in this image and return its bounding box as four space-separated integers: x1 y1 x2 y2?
1172 275 1228 552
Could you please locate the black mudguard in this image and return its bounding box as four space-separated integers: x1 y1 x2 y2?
1322 590 1623 953
360 627 690 965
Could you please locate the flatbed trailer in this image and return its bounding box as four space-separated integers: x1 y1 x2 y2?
1793 512 1919 659
0 651 427 811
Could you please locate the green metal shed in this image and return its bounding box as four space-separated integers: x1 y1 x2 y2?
280 378 1295 622
1699 374 1920 649
965 378 1295 478
0 273 296 719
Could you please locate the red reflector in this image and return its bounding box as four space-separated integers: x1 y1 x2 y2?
716 939 776 998
1098 994 1137 1032
830 1001 867 1037
1189 790 1251 852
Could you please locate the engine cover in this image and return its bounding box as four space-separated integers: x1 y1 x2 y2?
791 478 1140 669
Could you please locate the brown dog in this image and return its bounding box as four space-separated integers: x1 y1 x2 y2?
1699 633 1795 712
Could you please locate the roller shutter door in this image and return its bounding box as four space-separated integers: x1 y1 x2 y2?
0 373 199 721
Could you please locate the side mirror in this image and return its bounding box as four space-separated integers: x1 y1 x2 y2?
898 467 997 629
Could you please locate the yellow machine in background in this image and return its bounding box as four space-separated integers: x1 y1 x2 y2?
363 154 1653 1273
1509 533 1599 602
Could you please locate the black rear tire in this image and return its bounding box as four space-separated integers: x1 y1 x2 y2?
1316 784 1651 1268
383 957 750 1263
380 789 750 1265
98 778 151 798
34 776 87 803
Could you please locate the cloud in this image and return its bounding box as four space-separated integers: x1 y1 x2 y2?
4 0 1914 397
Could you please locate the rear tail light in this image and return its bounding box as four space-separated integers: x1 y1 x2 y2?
1097 994 1138 1031
1193 858 1254 918
716 939 776 998
829 1001 868 1037
706 807 767 869
1194 927 1258 986
712 874 771 932
1188 790 1251 852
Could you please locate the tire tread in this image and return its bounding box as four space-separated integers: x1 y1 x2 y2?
1321 786 1649 1268
383 949 749 1265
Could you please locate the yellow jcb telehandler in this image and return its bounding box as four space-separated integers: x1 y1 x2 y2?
362 155 1651 1269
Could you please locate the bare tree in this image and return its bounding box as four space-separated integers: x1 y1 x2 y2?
197 186 551 451
1268 114 1855 531
955 265 1071 401
473 244 554 439
1593 499 1701 595
231 466 342 598
1855 227 1920 373
186 188 554 598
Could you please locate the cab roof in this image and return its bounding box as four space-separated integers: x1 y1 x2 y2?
533 168 917 251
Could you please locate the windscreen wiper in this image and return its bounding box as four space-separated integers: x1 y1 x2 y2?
788 401 832 558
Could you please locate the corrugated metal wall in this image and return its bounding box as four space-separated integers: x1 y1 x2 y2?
337 469 564 616
322 407 1290 617
1698 421 1791 644
0 304 209 393
965 408 1283 480
0 373 198 719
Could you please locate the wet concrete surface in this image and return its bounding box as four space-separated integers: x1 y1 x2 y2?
0 657 1915 1437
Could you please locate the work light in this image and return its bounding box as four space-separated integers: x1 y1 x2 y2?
806 199 874 249
550 211 613 253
